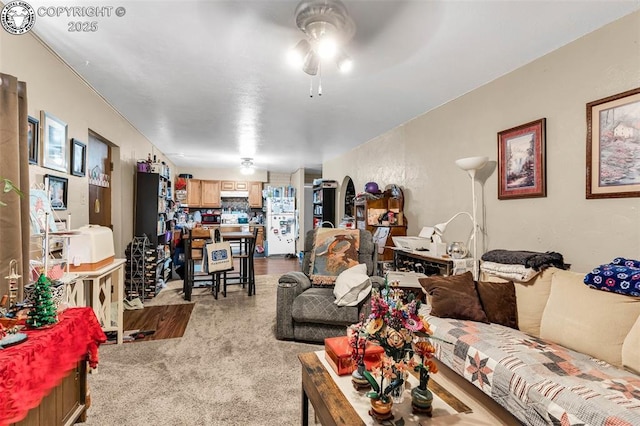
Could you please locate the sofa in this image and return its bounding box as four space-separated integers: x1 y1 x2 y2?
276 228 384 343
419 267 640 426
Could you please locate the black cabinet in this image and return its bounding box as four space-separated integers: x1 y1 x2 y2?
312 184 336 228
132 171 173 298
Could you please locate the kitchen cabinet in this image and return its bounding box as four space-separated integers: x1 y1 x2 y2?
221 180 248 191
201 180 221 207
186 179 202 206
248 181 263 208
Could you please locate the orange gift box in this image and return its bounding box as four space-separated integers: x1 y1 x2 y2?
324 336 385 376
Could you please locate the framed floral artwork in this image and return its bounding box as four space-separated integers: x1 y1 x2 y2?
41 111 68 173
28 115 39 165
586 87 640 199
497 118 546 200
71 138 87 177
45 174 68 210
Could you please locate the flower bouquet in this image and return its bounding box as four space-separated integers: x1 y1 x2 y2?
355 277 438 418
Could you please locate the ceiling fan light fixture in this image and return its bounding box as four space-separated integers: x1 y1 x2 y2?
288 39 311 68
302 50 320 75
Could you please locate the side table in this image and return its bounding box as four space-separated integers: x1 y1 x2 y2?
81 259 125 344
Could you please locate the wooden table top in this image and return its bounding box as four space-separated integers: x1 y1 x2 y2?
298 352 364 426
220 231 255 239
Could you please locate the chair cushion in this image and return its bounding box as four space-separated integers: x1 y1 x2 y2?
292 287 361 325
309 228 361 285
333 263 372 307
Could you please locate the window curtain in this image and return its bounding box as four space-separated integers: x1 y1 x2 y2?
0 72 30 304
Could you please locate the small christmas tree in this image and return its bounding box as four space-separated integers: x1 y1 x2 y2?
26 273 58 328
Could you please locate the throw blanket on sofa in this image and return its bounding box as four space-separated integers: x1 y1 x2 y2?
584 257 640 297
481 250 566 271
480 261 539 282
428 315 640 426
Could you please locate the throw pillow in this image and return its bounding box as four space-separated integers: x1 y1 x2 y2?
418 272 489 323
309 228 361 285
333 263 372 307
476 280 518 329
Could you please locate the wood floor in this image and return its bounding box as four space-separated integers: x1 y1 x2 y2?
253 255 301 275
122 303 194 342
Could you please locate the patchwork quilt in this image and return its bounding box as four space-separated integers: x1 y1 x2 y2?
427 316 640 426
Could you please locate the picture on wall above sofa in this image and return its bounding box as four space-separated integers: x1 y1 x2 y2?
586 87 640 199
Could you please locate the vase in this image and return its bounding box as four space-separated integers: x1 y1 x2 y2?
389 366 406 403
351 363 371 391
369 397 393 422
411 374 433 416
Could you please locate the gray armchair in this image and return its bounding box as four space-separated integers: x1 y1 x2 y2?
276 229 383 343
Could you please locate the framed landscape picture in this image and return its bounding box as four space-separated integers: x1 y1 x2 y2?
71 138 87 177
497 118 546 200
586 87 640 199
45 174 68 210
41 111 68 173
27 115 39 165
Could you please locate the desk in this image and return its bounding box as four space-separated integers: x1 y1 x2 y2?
81 259 125 344
392 248 473 276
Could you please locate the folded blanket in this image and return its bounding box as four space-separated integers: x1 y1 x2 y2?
584 257 640 297
480 261 539 282
481 249 565 271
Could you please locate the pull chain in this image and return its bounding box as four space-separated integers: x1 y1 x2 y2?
318 62 323 96
309 77 313 98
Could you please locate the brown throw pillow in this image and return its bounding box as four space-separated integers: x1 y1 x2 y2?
476 280 519 329
418 272 489 323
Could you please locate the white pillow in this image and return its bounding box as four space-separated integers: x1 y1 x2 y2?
333 263 372 307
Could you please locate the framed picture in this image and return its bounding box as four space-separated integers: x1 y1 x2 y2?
40 111 68 173
45 174 68 210
497 118 546 200
586 87 640 199
27 115 39 165
71 138 87 177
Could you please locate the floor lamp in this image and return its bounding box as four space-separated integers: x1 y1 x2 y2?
454 156 488 280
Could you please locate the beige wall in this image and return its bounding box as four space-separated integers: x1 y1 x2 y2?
177 166 267 182
1 31 175 257
324 12 640 273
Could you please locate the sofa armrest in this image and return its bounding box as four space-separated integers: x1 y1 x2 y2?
276 272 311 340
370 276 384 289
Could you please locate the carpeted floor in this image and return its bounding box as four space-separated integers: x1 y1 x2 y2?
85 275 321 425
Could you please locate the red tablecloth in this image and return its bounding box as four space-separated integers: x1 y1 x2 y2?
0 307 107 425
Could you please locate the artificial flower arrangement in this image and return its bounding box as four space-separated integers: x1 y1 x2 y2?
348 278 438 406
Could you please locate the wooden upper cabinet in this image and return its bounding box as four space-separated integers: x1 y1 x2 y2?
201 180 221 207
221 181 235 191
248 181 263 208
222 181 247 191
186 179 202 206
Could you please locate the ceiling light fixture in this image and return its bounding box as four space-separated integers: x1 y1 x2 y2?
240 158 255 175
290 0 355 97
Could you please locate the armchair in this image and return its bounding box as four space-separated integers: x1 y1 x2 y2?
276 228 383 343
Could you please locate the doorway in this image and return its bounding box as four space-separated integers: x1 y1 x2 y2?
343 177 355 218
88 131 112 228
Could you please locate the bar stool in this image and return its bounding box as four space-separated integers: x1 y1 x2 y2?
223 226 258 297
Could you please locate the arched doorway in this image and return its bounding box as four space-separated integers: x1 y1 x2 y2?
340 176 356 221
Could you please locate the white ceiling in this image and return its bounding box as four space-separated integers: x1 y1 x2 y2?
27 0 640 174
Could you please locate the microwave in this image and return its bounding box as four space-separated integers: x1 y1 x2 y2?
201 213 221 224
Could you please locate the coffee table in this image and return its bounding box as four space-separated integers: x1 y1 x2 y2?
299 351 476 426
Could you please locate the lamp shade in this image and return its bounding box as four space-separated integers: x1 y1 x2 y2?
455 156 488 172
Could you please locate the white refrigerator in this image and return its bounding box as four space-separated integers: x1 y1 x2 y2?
266 197 297 255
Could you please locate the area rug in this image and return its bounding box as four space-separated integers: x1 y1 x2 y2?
84 274 322 426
